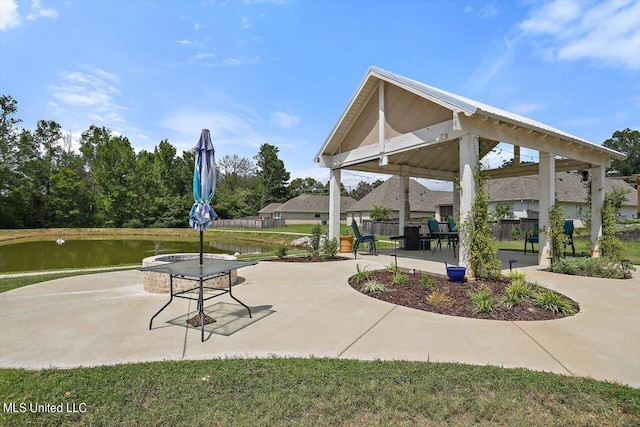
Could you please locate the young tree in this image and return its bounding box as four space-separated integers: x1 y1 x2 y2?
254 143 290 207
603 128 640 176
460 168 502 280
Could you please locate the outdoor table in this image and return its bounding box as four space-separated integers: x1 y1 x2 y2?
140 258 257 342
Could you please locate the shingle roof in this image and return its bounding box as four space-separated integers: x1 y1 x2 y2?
258 203 283 214
486 172 638 206
347 177 453 213
277 194 356 213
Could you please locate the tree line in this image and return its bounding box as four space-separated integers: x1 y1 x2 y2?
0 95 380 229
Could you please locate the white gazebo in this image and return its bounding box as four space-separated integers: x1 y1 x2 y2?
314 67 626 267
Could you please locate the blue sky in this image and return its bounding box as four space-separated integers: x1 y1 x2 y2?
1 0 639 191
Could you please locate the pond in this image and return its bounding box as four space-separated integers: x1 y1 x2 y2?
0 238 276 273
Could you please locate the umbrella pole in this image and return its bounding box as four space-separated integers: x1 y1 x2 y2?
200 230 204 265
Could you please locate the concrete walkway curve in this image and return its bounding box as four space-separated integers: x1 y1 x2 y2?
0 254 638 388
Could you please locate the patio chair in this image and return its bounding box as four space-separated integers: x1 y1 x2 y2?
428 219 443 251
351 219 376 259
524 222 539 254
563 220 576 257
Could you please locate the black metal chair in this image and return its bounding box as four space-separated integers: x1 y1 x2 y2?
351 219 376 259
563 220 575 257
524 222 539 254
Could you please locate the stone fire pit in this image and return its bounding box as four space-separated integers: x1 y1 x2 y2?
142 253 238 294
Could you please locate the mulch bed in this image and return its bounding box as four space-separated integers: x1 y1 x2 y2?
348 270 580 321
267 256 350 263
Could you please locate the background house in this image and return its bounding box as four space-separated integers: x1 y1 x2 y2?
257 203 283 219
275 194 356 224
485 172 638 221
347 177 453 225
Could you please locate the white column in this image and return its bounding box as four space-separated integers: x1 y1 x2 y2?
538 152 555 266
590 166 605 257
458 134 479 269
329 168 341 241
398 174 409 234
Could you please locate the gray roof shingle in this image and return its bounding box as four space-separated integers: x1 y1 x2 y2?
347 177 453 213
486 172 638 206
277 194 356 213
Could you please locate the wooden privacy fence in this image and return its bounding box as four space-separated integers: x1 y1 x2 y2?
209 218 286 229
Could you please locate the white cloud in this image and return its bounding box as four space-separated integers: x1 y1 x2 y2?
0 0 21 30
463 5 473 14
464 37 513 92
27 0 57 21
519 0 640 70
241 17 250 29
272 112 299 128
193 23 203 30
478 3 499 18
50 67 125 124
176 39 193 46
193 52 216 60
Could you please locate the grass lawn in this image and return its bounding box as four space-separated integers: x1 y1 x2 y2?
1 359 638 426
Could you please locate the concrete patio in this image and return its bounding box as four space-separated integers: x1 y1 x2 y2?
0 252 638 389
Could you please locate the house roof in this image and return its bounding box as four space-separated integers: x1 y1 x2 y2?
277 194 356 213
347 177 453 213
486 172 638 206
258 203 283 214
315 67 624 179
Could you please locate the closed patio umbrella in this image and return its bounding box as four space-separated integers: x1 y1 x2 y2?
189 129 218 264
187 129 218 328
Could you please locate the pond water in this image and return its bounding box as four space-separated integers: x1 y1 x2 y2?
0 239 275 273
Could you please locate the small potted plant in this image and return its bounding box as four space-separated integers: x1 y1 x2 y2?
340 230 354 253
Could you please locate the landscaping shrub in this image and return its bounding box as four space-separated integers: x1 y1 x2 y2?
503 281 532 308
551 257 634 279
549 202 568 263
392 272 407 285
321 237 338 259
468 286 496 313
459 168 502 280
275 244 288 259
533 289 576 316
308 224 322 257
420 273 436 292
354 264 372 283
425 290 452 308
361 279 386 294
600 190 626 262
509 224 525 240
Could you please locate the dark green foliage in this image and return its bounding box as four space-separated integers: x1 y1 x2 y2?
602 128 639 176
420 273 436 291
468 286 496 313
308 224 322 257
551 257 634 279
600 189 627 262
321 238 338 259
370 205 391 221
254 143 290 206
460 168 502 280
533 289 577 316
275 244 288 259
549 203 568 263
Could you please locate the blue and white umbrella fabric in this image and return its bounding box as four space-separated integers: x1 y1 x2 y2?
189 129 217 231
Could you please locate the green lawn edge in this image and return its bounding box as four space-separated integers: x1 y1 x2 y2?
1 358 638 426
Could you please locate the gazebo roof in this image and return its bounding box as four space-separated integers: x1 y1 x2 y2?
315 67 625 180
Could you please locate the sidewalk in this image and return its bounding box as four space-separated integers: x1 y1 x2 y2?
0 254 638 388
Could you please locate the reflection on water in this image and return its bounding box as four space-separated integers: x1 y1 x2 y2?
0 238 275 273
